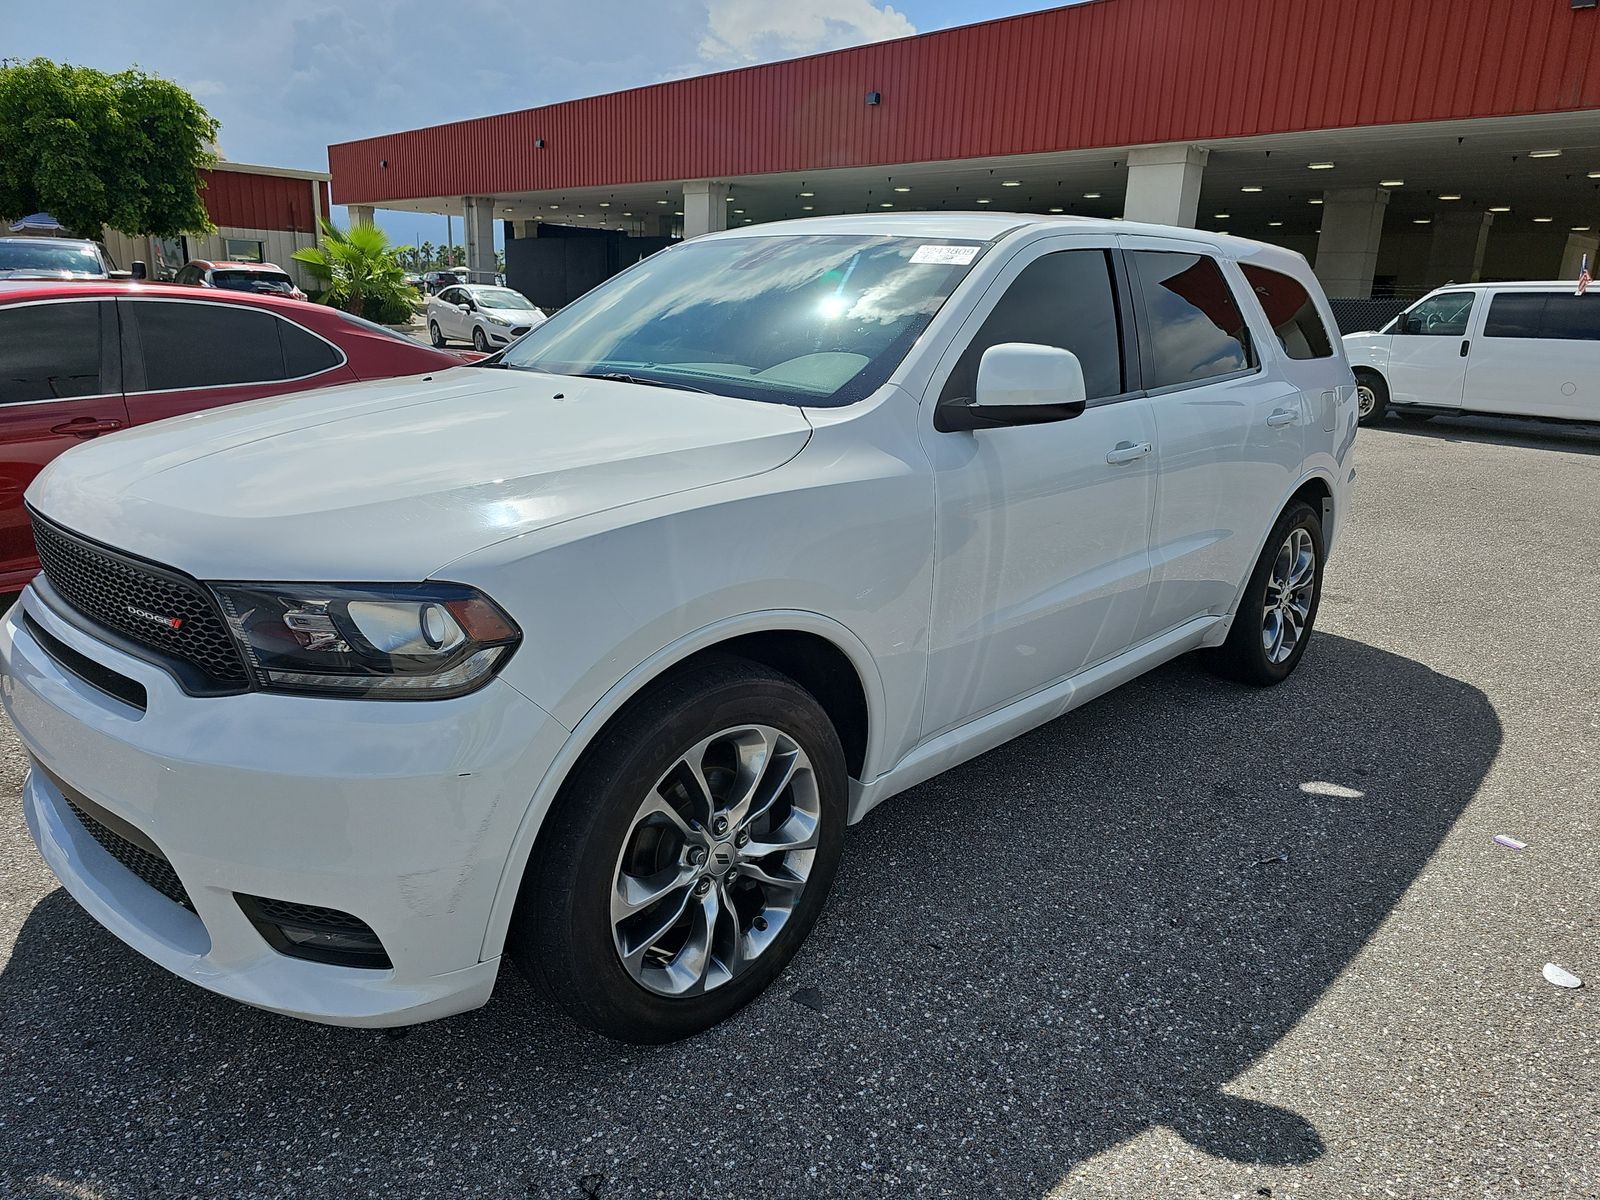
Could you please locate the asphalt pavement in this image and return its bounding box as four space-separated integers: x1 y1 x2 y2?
1 413 1597 1199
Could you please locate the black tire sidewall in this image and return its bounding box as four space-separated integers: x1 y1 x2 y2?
517 660 847 1042
429 320 444 347
473 327 488 351
1355 370 1389 425
1223 501 1326 685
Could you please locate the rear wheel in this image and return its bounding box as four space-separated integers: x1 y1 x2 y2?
473 326 489 352
512 656 847 1042
1354 370 1388 426
428 320 446 348
1206 501 1325 686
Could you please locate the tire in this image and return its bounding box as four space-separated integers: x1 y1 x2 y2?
473 326 489 352
428 320 446 348
511 655 848 1042
1206 501 1325 686
1354 370 1389 426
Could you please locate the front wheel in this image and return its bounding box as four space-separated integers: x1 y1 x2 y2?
472 326 489 352
1354 370 1389 426
428 320 446 348
512 656 847 1042
1206 501 1325 686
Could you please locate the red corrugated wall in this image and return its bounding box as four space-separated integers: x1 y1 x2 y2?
329 0 1600 205
200 169 322 232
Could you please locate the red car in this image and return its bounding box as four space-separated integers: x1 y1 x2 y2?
0 281 468 589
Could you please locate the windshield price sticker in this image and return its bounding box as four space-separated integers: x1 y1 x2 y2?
910 245 980 265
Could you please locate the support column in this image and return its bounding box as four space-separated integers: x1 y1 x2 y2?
682 181 730 239
462 196 497 282
1314 188 1391 299
641 212 675 238
511 219 540 239
1425 211 1493 286
1560 231 1599 280
1122 145 1208 228
347 204 374 228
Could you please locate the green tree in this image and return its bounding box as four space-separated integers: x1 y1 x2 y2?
420 241 436 269
0 58 219 237
292 217 414 324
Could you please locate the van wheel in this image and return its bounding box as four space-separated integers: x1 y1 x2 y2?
1354 371 1388 425
512 656 847 1042
428 320 446 348
1206 501 1325 686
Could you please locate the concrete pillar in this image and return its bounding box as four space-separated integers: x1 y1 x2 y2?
682 181 731 239
462 196 497 282
641 213 675 238
1122 145 1208 228
512 219 540 239
1314 188 1391 299
347 205 374 228
1425 211 1493 286
1560 231 1599 280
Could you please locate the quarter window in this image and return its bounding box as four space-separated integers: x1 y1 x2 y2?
1537 293 1600 342
941 249 1125 404
1127 251 1253 389
0 302 108 405
280 321 343 376
1399 292 1474 337
1239 264 1333 359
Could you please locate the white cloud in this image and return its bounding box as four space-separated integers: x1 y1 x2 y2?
699 0 915 66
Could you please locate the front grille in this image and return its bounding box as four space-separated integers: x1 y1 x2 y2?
31 514 250 691
62 795 194 911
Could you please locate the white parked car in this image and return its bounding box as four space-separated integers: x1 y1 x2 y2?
427 283 546 351
1344 281 1600 425
2 214 1355 1042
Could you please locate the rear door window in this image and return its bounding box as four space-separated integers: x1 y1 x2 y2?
1483 293 1546 338
127 300 288 391
0 301 112 404
1539 294 1600 342
1239 264 1333 359
941 248 1125 404
1127 251 1254 388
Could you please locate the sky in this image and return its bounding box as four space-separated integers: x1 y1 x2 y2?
2 0 1059 248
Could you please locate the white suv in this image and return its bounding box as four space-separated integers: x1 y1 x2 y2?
1 214 1355 1042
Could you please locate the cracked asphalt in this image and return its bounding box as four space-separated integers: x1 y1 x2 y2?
1 413 1597 1199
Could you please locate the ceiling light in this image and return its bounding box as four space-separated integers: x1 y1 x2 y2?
1438 193 1462 201
893 186 911 193
1308 162 1335 170
725 195 735 202
1001 180 1022 187
1573 225 1592 232
1528 149 1562 158
674 210 683 216
802 205 814 211
548 204 559 209
1083 192 1101 199
1241 185 1263 193
1380 179 1404 187
1413 218 1431 224
623 212 633 217
1214 212 1230 219
1589 171 1600 179
798 191 814 197
578 214 586 218
743 218 752 223
1268 220 1283 227
880 202 893 208
1048 207 1064 213
976 198 992 204
502 206 513 212
599 202 610 207
1533 216 1553 222
1309 198 1324 205
734 209 744 214
1490 206 1511 212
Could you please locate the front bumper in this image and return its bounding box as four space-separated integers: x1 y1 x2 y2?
1 586 568 1026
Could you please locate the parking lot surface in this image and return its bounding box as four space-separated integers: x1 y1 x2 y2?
1 414 1596 1199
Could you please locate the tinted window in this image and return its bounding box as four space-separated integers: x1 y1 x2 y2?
212 269 295 294
1540 294 1600 342
1129 251 1253 388
279 320 342 376
1483 294 1546 338
941 249 1123 403
1240 264 1332 359
1400 292 1474 337
0 302 107 404
130 301 286 390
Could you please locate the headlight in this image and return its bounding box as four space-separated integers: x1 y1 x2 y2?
212 582 520 699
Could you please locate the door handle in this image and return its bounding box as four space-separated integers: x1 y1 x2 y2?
1459 339 1470 358
51 417 125 437
1266 408 1297 427
1105 440 1153 465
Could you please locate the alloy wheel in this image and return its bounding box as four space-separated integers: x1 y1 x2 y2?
1261 527 1316 665
610 725 821 997
1356 384 1377 419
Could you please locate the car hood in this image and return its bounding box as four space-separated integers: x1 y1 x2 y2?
28 368 812 581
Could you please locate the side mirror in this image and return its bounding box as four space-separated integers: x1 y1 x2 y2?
129 260 148 280
937 343 1088 432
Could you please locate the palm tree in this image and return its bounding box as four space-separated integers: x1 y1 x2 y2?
420 240 435 269
292 218 412 320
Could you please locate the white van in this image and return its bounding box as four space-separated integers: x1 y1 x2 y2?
1344 282 1600 425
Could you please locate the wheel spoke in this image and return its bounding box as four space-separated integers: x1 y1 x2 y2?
632 792 702 846
616 882 695 970
741 749 802 833
744 809 819 859
658 755 716 832
612 864 695 922
738 860 807 893
669 886 721 996
722 726 779 830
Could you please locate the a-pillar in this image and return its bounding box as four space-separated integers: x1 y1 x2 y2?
682 181 731 239
462 196 497 282
1425 211 1493 286
348 204 375 228
1314 188 1391 299
1122 145 1208 228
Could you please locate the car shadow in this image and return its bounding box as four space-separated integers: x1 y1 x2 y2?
1375 412 1600 454
0 633 1499 1198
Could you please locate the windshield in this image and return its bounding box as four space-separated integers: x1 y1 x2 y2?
214 269 294 292
0 240 105 276
470 287 536 310
499 233 986 406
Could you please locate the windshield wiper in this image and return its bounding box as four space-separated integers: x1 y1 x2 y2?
573 371 713 394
